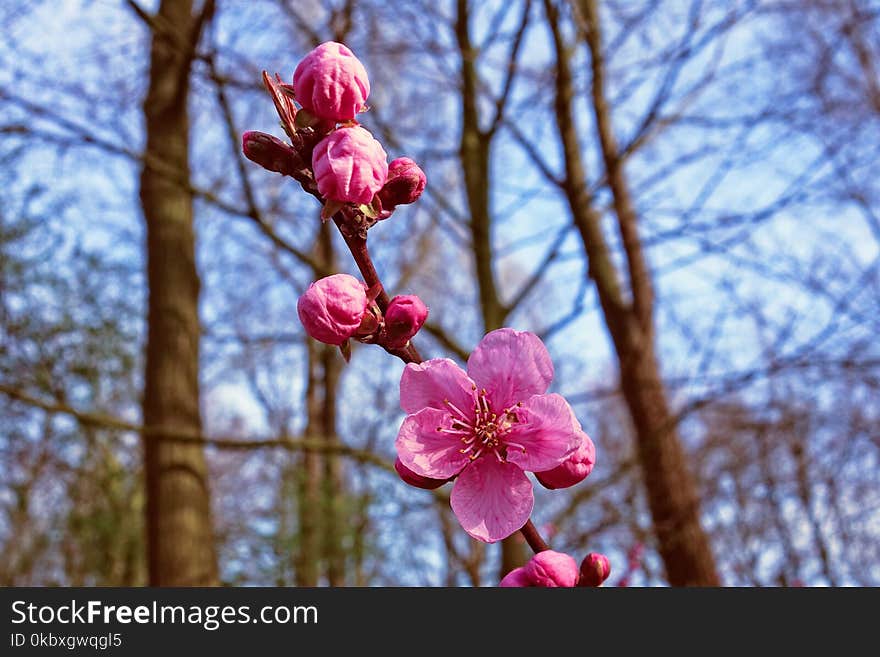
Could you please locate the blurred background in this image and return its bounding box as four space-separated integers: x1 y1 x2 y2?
1 0 878 586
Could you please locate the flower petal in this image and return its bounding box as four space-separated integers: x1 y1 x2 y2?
499 567 532 587
535 430 596 489
505 393 582 472
395 408 470 479
467 328 554 410
399 358 475 415
450 458 533 543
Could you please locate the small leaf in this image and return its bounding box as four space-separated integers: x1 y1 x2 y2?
359 203 378 219
278 83 297 100
321 200 345 220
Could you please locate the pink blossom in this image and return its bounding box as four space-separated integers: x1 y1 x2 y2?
499 550 579 587
297 274 369 345
384 295 428 349
535 429 595 489
395 328 582 542
312 126 388 205
394 457 448 490
378 157 426 212
293 41 370 122
578 552 611 587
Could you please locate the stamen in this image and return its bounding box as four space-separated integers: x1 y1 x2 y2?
438 427 472 436
480 391 491 414
506 440 527 453
443 398 472 423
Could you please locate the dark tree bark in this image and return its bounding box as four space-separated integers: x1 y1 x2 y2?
544 0 720 585
139 0 218 586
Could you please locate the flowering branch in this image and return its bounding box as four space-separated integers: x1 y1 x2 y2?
243 41 610 587
329 219 422 364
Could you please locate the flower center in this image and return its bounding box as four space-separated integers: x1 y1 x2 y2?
436 385 524 463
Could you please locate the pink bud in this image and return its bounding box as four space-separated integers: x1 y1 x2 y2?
499 567 532 587
578 552 611 587
297 274 369 346
293 41 370 122
312 126 388 205
242 131 303 176
377 157 426 211
535 431 596 490
526 550 580 587
384 295 428 349
394 458 448 490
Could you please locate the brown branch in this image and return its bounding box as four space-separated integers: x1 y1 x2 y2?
421 322 471 361
0 90 324 273
456 0 505 331
503 223 571 320
519 519 550 553
580 0 654 331
487 0 532 137
0 383 394 473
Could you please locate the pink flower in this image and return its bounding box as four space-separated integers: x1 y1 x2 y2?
297 274 369 345
293 41 370 122
384 295 428 349
378 157 426 212
578 552 611 587
535 429 595 489
312 126 388 205
499 551 580 587
395 328 582 542
394 457 448 490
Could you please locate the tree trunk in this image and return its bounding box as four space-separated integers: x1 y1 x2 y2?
295 340 323 586
455 0 527 579
139 0 218 586
546 0 719 585
315 222 346 586
295 221 347 586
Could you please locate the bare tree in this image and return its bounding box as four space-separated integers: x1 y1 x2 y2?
138 0 219 585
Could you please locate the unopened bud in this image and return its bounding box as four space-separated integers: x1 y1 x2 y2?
384 295 428 349
394 458 448 490
377 157 426 213
312 126 388 205
297 274 369 346
293 41 370 122
535 432 595 490
498 567 532 587
526 550 580 587
498 550 580 587
578 552 611 587
242 131 303 176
